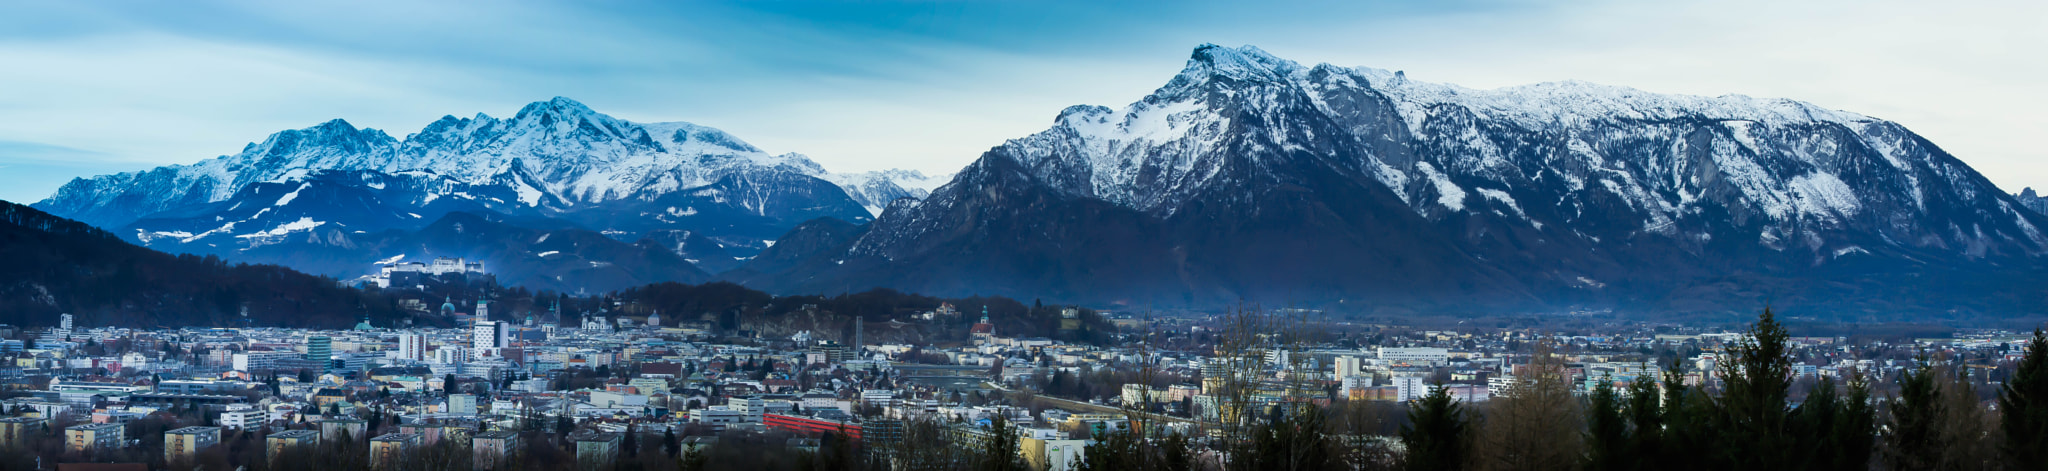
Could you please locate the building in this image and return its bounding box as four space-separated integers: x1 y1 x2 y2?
319 419 368 443
574 432 621 470
1377 347 1449 366
233 351 299 372
66 423 124 453
266 430 321 463
472 321 508 359
1021 437 1088 471
691 406 744 430
398 424 470 447
372 257 485 288
370 433 422 469
1391 376 1428 402
764 413 862 440
472 430 522 471
448 394 478 415
970 308 995 344
306 336 333 363
1334 356 1363 378
220 404 267 430
164 426 222 464
0 417 49 450
396 333 426 362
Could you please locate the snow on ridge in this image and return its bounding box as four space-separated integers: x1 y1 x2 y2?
235 217 326 238
1342 66 1874 132
274 183 310 206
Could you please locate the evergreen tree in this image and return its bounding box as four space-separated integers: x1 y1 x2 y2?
1621 375 1663 471
1833 371 1875 471
978 413 1024 471
622 423 638 458
1712 308 1795 470
2001 329 2048 470
1160 431 1194 471
1401 385 1469 471
1787 377 1841 469
1247 403 1335 471
1885 358 1945 470
1655 358 1711 471
663 427 679 459
1583 378 1630 471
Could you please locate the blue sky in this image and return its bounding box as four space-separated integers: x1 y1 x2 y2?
0 0 2042 204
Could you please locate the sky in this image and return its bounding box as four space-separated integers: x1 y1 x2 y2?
0 0 2042 204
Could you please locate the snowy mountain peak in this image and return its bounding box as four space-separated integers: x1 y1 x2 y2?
917 44 2046 262
36 97 949 239
1185 44 1302 83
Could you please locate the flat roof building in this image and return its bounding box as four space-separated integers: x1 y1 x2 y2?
472 430 522 471
164 426 222 465
0 417 49 451
574 432 621 470
266 429 321 464
370 433 422 470
65 423 123 454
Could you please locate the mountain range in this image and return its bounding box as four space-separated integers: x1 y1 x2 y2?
34 98 945 292
31 45 2048 317
730 45 2048 318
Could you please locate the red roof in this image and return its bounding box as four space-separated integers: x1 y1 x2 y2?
971 323 994 334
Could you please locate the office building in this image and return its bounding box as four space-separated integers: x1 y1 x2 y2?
306 336 333 363
396 333 426 362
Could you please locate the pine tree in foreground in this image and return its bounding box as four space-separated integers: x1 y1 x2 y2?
1713 307 1795 470
2002 329 2048 471
1583 378 1629 471
1401 385 1468 471
1886 357 1947 470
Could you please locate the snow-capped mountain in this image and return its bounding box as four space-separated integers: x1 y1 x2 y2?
737 44 2048 316
821 168 953 216
35 98 936 284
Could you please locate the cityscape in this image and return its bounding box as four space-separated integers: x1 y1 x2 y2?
0 288 2042 470
2 1 2046 470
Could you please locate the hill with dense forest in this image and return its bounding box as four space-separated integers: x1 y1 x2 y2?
0 199 417 328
